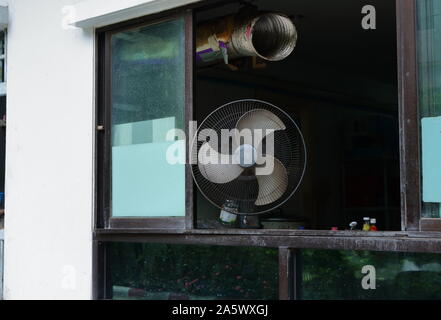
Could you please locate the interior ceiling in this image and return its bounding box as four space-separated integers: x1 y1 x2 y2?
197 0 398 85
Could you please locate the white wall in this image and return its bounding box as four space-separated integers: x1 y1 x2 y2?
4 0 95 299
2 0 198 300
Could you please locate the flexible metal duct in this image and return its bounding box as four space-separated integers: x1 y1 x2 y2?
196 12 297 65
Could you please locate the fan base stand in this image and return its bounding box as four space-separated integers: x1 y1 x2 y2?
239 215 262 229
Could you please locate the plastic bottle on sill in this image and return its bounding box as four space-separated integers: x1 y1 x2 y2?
370 218 378 231
362 217 371 231
219 200 239 227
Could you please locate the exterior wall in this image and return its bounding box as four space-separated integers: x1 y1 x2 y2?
4 0 94 299
2 0 194 301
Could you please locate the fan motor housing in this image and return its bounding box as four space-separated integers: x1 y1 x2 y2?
234 144 258 168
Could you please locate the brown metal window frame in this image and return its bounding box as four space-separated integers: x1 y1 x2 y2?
397 0 421 232
95 0 438 237
93 0 441 300
397 0 441 232
412 0 441 232
96 9 195 230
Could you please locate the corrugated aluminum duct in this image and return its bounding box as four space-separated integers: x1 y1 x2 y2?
196 12 297 65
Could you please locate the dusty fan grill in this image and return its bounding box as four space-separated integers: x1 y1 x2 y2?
191 99 306 215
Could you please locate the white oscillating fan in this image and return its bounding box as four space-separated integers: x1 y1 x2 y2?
192 99 306 216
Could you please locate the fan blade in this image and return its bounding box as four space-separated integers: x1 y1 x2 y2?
255 156 288 206
255 131 276 166
198 142 244 184
199 129 240 156
235 109 286 147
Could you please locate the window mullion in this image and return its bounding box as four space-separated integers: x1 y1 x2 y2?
396 0 421 231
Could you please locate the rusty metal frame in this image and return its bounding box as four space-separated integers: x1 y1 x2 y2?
396 0 422 232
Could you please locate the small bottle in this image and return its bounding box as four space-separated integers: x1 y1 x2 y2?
219 200 238 227
370 218 378 231
362 217 370 231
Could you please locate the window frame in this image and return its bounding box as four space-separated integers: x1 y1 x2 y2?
397 0 422 231
0 229 3 300
94 0 441 299
413 0 441 232
96 0 428 234
96 9 194 230
0 28 6 96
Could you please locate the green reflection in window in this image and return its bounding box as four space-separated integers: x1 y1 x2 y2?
417 0 441 217
298 250 441 300
108 243 279 300
111 18 186 217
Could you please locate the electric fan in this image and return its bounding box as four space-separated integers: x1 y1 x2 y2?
191 99 306 216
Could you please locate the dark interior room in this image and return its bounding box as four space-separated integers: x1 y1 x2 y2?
194 0 400 231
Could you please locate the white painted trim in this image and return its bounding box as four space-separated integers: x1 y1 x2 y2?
73 0 202 28
0 6 7 29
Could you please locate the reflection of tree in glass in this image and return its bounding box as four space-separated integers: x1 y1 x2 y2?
109 243 278 300
299 250 441 300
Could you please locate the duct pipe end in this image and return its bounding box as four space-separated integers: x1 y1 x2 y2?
249 13 297 61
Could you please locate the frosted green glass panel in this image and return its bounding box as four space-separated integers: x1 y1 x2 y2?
417 0 441 217
422 117 441 203
111 18 185 217
112 141 185 217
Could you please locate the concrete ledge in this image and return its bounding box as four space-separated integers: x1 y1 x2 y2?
73 0 202 28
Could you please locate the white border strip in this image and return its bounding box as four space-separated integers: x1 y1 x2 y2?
73 0 202 28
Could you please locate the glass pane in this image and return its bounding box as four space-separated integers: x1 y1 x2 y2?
0 31 4 55
0 60 4 84
298 249 441 300
417 0 441 217
111 18 186 217
108 243 279 300
0 31 4 83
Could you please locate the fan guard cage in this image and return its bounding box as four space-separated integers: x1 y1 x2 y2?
191 99 306 215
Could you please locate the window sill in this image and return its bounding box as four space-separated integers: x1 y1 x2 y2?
94 228 441 253
421 218 441 232
96 228 410 237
